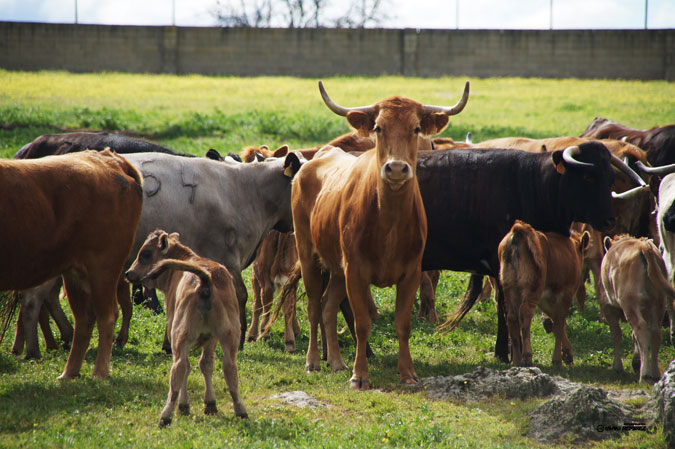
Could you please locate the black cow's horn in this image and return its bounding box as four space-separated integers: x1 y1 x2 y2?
421 81 471 116
318 81 375 116
562 146 593 168
610 155 647 186
635 161 675 177
611 185 650 200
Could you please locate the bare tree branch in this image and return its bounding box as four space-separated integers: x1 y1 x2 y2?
210 0 390 28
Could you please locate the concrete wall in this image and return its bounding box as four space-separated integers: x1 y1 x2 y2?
1 22 673 80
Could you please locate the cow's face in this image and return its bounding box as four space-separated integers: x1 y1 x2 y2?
125 230 179 287
318 81 469 192
346 99 450 190
552 142 617 231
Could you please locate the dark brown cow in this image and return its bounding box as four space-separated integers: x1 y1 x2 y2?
293 81 469 390
580 117 675 167
0 150 143 379
498 220 590 367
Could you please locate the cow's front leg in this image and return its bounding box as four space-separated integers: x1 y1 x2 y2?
395 270 421 385
345 266 372 390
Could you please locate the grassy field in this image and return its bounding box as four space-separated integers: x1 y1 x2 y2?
1 70 674 448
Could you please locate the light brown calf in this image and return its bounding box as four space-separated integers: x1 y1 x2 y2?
246 230 301 352
126 230 247 427
600 235 674 383
0 150 142 380
498 220 590 366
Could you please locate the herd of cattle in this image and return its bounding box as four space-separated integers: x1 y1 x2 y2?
3 80 675 424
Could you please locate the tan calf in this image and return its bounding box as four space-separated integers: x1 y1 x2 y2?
498 220 590 366
600 235 674 383
246 230 301 352
126 230 247 427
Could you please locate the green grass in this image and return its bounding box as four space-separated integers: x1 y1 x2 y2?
0 70 673 448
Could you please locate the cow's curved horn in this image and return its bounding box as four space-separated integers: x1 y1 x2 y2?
421 81 471 116
562 146 594 168
636 160 675 177
611 184 651 199
318 81 375 117
610 155 647 186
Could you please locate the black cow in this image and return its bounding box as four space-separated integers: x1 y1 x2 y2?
580 117 675 167
416 142 632 362
14 131 189 159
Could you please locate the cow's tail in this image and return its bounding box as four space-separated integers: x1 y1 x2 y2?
0 291 20 344
260 262 303 338
438 274 485 333
145 259 213 315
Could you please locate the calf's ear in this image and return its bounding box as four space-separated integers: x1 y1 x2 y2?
159 233 170 253
273 145 289 158
603 235 613 252
283 152 303 178
581 231 591 251
551 150 566 174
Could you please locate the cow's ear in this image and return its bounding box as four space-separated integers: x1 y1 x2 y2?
581 231 591 251
420 113 450 136
283 152 303 178
551 150 566 174
169 232 180 242
603 235 613 252
273 145 289 158
205 149 224 161
159 233 169 253
346 111 375 137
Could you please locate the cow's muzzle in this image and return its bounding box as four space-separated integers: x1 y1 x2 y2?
381 160 413 188
125 270 140 284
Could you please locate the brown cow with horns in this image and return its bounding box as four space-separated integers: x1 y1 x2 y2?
292 80 469 390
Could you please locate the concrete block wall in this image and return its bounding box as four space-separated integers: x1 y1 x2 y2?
1 22 673 80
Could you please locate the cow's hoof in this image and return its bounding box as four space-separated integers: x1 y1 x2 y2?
520 361 534 367
401 376 419 386
236 411 249 419
328 360 347 372
204 401 217 415
285 342 296 353
350 377 370 391
178 403 190 415
159 417 172 428
114 335 128 349
305 360 321 373
24 351 41 360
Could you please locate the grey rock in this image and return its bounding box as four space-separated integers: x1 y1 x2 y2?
270 391 329 409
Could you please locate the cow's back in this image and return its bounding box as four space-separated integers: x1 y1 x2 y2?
0 150 143 290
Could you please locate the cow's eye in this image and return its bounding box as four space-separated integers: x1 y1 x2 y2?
139 250 152 264
414 126 421 134
374 125 382 134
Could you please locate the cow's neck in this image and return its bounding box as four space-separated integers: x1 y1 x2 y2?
373 161 419 228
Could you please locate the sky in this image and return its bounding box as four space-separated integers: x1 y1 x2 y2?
0 0 673 29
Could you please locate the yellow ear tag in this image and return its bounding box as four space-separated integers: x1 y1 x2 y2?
284 165 294 177
554 161 566 175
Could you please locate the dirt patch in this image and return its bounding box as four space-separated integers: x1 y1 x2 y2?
421 366 648 443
